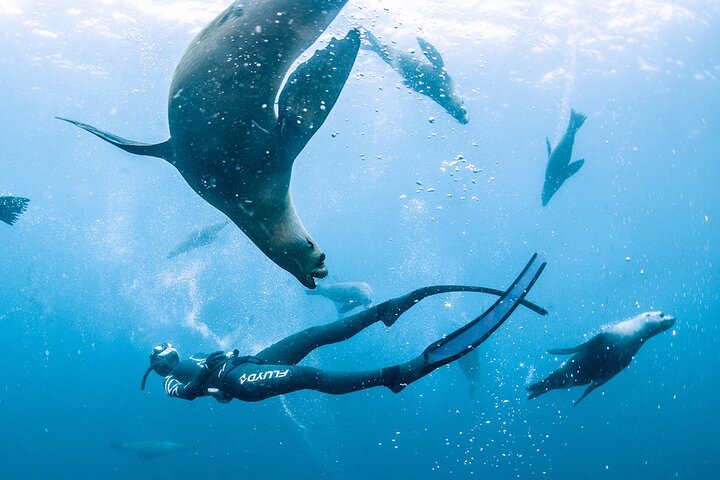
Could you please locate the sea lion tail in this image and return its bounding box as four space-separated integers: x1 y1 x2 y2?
0 196 29 226
57 117 172 160
526 378 551 400
569 109 587 131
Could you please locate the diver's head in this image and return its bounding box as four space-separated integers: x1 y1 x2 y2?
140 343 180 390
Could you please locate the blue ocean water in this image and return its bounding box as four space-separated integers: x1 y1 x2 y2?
1 1 718 479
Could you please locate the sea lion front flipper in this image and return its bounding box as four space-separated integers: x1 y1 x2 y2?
573 377 610 407
56 117 172 160
417 37 444 69
278 29 361 153
337 301 358 315
0 196 29 226
545 137 552 157
547 334 602 355
566 159 585 178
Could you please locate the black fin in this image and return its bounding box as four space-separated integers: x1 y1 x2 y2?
0 196 29 226
423 253 547 367
278 29 361 154
417 37 444 69
57 117 172 160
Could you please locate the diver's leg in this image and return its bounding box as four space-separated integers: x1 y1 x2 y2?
255 283 544 366
222 364 388 401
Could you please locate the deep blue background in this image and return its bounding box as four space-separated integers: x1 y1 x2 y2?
1 1 718 479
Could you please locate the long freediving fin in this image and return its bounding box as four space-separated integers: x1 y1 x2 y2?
423 253 547 368
57 117 172 160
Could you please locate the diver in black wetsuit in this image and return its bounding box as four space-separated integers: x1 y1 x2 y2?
141 254 547 402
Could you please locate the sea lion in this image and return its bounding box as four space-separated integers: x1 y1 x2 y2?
0 196 29 226
58 0 360 288
541 109 586 206
362 30 468 124
527 311 675 406
167 219 231 259
306 281 374 314
111 440 187 459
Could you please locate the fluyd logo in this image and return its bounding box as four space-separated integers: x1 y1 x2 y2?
239 369 290 385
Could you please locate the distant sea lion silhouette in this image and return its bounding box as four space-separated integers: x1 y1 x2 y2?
167 219 231 259
0 196 29 226
527 311 675 406
59 0 360 288
541 109 586 206
111 440 187 459
306 281 374 314
362 30 468 124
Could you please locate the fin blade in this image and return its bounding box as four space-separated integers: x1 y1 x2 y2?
278 29 361 151
424 253 547 367
0 196 29 226
57 117 172 159
417 37 445 69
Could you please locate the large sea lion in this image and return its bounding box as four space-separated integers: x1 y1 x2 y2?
527 311 675 406
541 109 586 206
0 196 29 226
362 31 468 124
59 0 360 288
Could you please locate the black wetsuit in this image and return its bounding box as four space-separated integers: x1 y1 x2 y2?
161 255 547 402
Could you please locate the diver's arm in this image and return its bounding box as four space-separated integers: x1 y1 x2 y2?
164 351 230 401
164 368 211 401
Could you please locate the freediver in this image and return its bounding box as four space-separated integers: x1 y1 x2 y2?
141 254 546 402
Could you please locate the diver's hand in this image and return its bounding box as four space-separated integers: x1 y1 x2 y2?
205 351 228 372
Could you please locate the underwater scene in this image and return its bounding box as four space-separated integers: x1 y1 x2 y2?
1 1 718 479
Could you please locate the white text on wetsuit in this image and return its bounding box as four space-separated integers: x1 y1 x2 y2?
239 369 289 384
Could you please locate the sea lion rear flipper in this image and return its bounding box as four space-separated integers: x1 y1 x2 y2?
278 29 361 152
545 137 552 157
566 159 585 178
0 196 29 226
56 117 172 160
417 37 445 70
573 377 609 407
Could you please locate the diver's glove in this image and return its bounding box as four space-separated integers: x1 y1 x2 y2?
205 351 228 372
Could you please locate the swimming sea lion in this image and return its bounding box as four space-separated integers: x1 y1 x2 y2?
527 311 675 406
306 281 374 314
111 440 187 459
0 196 29 226
362 30 468 124
541 109 586 206
167 219 231 259
59 0 359 288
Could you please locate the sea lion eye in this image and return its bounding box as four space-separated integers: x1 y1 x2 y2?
307 239 314 249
